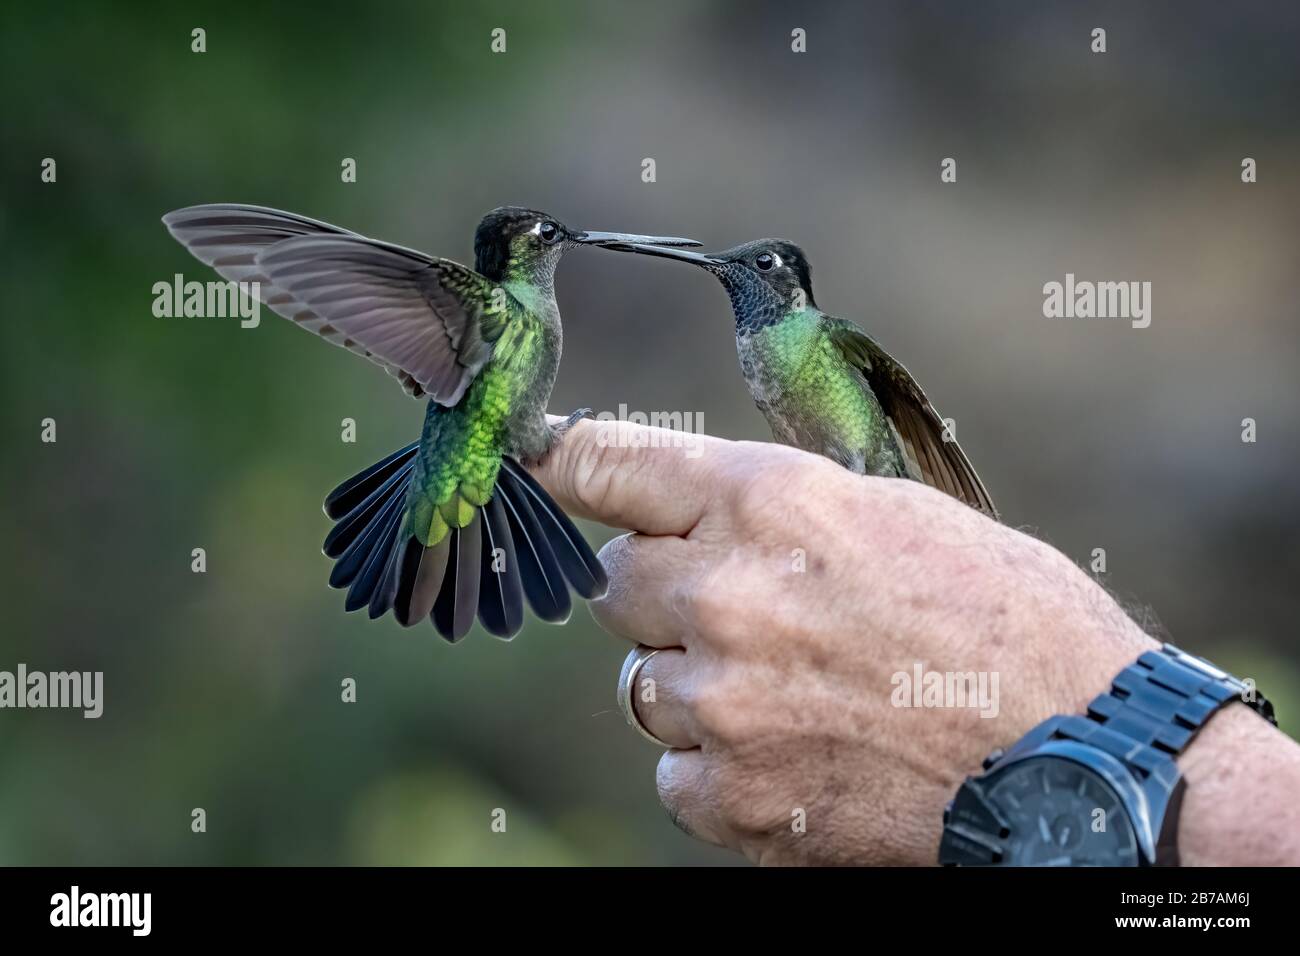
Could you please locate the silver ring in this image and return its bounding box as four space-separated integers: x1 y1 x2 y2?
618 645 672 748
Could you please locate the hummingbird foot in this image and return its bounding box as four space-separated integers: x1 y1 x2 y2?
553 407 595 438
530 407 595 468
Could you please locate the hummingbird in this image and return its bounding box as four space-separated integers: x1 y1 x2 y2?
163 204 700 640
602 238 998 517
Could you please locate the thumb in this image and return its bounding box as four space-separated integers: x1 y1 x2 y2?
528 415 722 536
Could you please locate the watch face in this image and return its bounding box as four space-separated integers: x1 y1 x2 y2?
987 756 1139 866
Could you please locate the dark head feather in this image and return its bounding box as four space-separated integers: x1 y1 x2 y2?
716 238 816 308
474 206 550 281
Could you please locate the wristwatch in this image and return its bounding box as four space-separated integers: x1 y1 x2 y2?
939 643 1276 866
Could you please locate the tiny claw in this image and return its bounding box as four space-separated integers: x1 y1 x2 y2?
538 407 596 466
555 407 594 434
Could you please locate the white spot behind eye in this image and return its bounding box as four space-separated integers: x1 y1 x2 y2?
528 222 542 236
771 253 783 268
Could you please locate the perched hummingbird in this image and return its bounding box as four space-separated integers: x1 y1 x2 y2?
163 204 700 640
604 239 998 517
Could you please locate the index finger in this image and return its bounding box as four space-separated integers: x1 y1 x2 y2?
529 416 722 536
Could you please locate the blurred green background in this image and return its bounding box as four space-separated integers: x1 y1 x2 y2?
1 1 1297 865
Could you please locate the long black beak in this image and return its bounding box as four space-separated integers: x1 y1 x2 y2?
573 230 701 248
596 241 724 267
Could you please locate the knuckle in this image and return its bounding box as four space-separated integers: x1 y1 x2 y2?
684 578 736 637
682 587 756 657
683 556 764 649
691 675 751 743
731 466 789 526
728 449 837 530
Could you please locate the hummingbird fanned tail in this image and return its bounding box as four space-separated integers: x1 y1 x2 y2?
499 458 608 600
323 447 604 639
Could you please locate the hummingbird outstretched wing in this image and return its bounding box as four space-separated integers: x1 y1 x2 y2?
826 319 999 519
163 204 507 404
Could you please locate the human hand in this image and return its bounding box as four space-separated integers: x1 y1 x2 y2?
532 417 1298 865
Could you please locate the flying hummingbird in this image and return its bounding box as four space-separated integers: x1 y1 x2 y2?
163 204 700 640
603 239 998 517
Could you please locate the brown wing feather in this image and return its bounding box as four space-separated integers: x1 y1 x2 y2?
827 319 998 519
162 204 507 404
256 236 506 406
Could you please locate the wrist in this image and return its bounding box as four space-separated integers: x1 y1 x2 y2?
1051 610 1161 720
1176 703 1300 865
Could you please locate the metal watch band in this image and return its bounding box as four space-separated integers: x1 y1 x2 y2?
1048 642 1276 778
940 642 1276 866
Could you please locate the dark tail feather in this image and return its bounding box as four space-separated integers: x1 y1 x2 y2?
430 530 461 640
323 460 415 558
323 441 418 520
394 536 450 627
343 496 404 612
498 474 572 624
432 513 482 642
500 458 608 599
323 444 414 611
477 495 525 638
329 490 404 589
367 525 407 620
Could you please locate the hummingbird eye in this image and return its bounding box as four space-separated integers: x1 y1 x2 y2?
754 252 775 272
538 221 560 244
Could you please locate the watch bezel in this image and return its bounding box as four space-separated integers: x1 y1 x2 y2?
981 743 1156 865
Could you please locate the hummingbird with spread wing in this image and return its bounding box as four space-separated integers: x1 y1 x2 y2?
604 238 998 518
163 204 699 640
